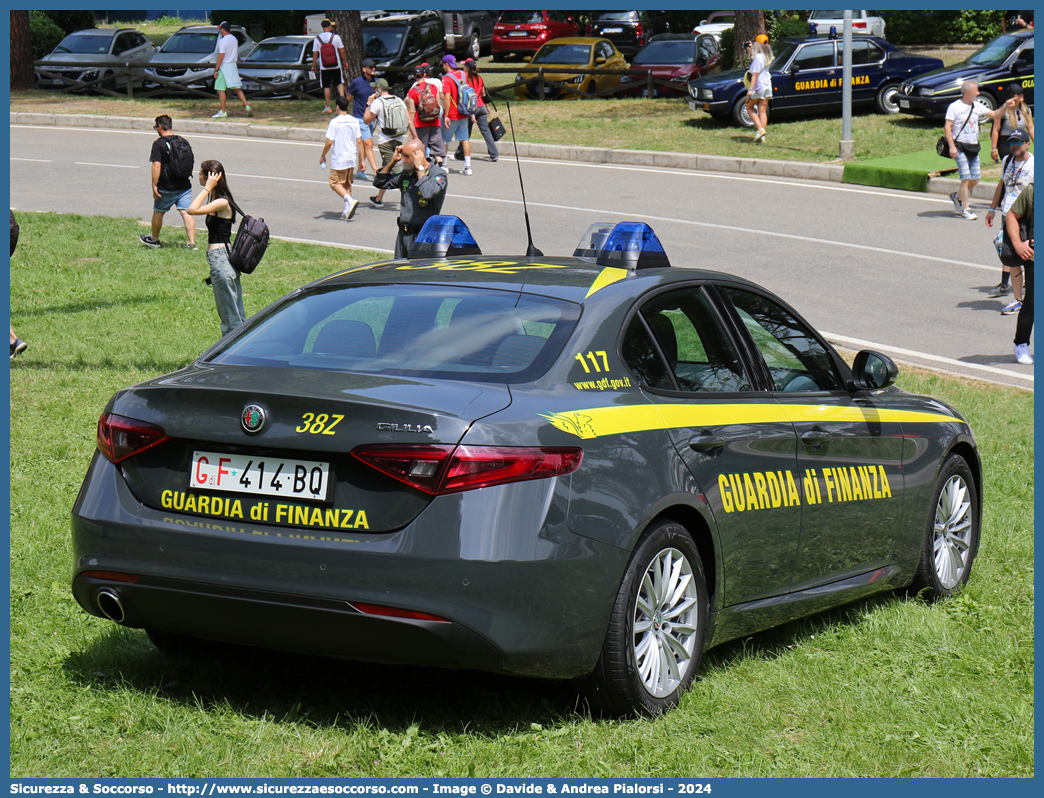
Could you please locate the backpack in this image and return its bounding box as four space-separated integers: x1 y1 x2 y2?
416 81 441 122
380 94 409 138
318 32 338 69
224 198 270 275
164 135 194 181
449 72 478 116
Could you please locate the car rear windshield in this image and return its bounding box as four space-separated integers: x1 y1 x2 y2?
362 26 406 59
596 12 639 22
499 12 545 25
162 31 218 54
54 33 113 54
633 41 696 65
207 285 581 384
532 44 593 65
245 42 307 63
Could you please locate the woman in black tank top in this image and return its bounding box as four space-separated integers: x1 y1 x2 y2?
186 160 247 336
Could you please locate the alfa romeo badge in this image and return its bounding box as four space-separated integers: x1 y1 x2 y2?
241 404 266 434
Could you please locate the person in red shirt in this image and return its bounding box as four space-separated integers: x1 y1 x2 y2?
405 63 446 166
452 58 498 163
440 54 472 175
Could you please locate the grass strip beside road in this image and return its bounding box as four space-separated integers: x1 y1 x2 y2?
9 212 1033 778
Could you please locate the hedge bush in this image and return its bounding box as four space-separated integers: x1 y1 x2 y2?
30 11 65 60
880 10 1002 45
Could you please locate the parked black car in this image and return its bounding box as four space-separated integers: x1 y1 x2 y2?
586 11 670 58
362 10 444 72
688 35 943 127
897 30 1034 116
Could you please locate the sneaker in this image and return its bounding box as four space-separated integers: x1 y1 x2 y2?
960 209 977 220
185 242 199 251
453 151 466 161
461 166 472 176
139 234 161 249
10 336 27 361
489 157 498 162
323 107 333 114
211 110 228 119
369 195 384 208
245 105 253 117
988 282 1011 297
753 128 765 143
341 198 359 221
1014 344 1034 365
356 171 369 182
1001 299 1023 315
949 191 962 213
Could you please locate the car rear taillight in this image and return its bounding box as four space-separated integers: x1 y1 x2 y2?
81 570 141 583
351 444 583 495
853 21 867 29
97 413 171 464
636 22 644 43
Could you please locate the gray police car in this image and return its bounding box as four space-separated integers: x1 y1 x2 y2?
71 218 981 717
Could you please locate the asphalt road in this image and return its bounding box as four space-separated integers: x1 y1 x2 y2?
10 123 1032 390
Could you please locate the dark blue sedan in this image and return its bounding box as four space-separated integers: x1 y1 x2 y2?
687 35 944 127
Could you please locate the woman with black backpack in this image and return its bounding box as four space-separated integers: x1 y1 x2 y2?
186 160 246 337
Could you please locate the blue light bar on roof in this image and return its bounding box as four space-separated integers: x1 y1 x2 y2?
593 222 670 270
407 215 482 259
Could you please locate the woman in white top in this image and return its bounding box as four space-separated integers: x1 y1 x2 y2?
991 83 1034 162
745 36 773 144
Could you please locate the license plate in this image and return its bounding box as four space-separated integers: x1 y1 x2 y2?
688 100 698 110
602 27 623 33
898 99 909 108
508 31 527 37
243 82 261 91
191 451 333 502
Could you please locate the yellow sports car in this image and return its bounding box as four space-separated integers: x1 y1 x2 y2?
514 37 628 100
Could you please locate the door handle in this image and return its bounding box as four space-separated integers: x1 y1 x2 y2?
688 434 725 451
800 428 830 449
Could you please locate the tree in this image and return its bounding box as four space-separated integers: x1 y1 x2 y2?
328 10 363 79
732 10 766 68
10 10 34 91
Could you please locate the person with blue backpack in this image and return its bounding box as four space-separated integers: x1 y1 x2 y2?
440 54 478 176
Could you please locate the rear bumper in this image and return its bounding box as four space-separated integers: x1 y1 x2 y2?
71 455 628 678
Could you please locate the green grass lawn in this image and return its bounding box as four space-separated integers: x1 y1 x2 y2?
9 212 1033 778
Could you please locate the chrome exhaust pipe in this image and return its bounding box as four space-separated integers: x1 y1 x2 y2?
96 589 126 624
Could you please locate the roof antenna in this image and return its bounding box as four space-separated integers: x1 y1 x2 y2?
505 100 543 257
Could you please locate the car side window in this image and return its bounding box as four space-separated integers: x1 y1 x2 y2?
792 41 836 70
698 35 718 63
112 34 128 55
721 287 843 392
596 41 612 61
1017 40 1034 65
624 288 752 393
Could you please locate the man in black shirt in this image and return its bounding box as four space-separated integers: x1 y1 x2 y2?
140 115 196 249
1003 11 1033 32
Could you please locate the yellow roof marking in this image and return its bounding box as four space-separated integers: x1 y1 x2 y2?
585 267 630 298
541 403 961 440
319 261 397 282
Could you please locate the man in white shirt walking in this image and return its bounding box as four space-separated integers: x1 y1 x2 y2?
213 21 251 119
944 80 1003 219
319 95 364 220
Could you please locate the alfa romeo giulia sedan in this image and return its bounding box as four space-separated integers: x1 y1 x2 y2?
72 218 981 717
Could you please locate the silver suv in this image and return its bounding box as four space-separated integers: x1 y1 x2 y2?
144 24 254 91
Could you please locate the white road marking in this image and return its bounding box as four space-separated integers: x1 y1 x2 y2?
825 331 1033 385
274 234 393 254
11 157 52 162
450 195 998 272
74 162 139 169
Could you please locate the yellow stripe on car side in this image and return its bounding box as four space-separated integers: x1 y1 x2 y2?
541 403 962 440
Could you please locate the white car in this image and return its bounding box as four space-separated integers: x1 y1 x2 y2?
807 10 886 38
692 10 735 38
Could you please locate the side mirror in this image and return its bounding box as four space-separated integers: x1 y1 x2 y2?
850 350 898 391
1011 58 1027 72
522 54 532 63
595 56 607 65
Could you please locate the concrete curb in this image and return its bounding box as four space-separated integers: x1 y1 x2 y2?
11 111 997 198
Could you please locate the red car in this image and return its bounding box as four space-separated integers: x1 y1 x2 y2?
492 10 580 62
619 33 722 97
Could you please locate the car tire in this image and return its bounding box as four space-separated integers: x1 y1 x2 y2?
583 519 708 717
492 51 505 63
909 454 979 601
874 82 900 114
976 92 998 113
731 96 758 128
467 32 481 61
